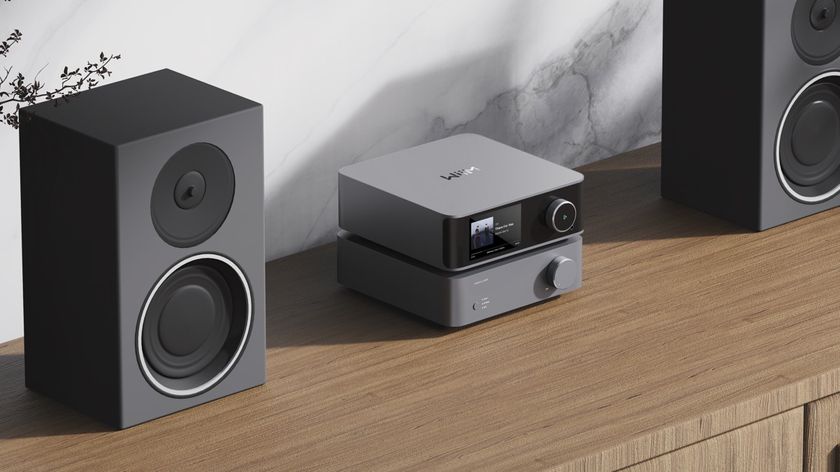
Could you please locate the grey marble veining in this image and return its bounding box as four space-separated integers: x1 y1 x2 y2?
430 0 661 166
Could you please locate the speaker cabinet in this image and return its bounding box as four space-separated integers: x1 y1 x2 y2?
663 0 840 229
19 69 265 428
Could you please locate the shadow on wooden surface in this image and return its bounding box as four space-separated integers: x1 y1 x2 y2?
0 353 110 439
580 144 749 245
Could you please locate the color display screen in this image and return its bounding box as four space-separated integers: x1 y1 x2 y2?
468 204 522 260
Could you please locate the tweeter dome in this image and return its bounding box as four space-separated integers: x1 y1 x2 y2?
663 0 840 229
19 69 265 428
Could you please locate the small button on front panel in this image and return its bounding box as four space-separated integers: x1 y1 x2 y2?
472 298 491 312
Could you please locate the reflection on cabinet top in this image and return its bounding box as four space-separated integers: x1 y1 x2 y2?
3 143 840 471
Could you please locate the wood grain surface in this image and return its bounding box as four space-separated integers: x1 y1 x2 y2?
4 143 840 471
622 408 804 472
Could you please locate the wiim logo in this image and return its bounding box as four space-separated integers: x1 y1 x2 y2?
440 166 480 181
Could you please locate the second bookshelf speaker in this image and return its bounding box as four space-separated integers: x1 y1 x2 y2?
20 69 265 428
663 0 840 229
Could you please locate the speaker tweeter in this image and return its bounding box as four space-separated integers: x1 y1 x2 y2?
151 142 235 248
793 0 840 64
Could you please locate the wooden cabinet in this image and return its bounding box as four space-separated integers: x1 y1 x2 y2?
805 393 840 472
624 392 840 472
622 408 803 472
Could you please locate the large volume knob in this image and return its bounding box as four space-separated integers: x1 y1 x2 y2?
546 199 577 233
546 256 577 290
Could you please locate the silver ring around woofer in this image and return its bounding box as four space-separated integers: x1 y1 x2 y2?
776 70 840 203
137 253 252 397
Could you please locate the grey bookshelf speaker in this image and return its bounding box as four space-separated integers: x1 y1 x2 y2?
663 0 840 229
19 69 265 429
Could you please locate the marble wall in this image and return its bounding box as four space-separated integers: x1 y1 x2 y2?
0 0 662 342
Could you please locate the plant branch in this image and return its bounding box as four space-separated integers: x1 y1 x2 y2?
1 52 121 128
0 66 11 88
1 0 121 129
0 30 22 57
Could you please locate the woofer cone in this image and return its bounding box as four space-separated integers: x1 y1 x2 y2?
777 71 840 203
137 254 252 397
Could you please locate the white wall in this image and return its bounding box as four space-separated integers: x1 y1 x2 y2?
0 0 662 343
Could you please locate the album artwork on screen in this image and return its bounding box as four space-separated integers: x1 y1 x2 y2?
468 204 522 260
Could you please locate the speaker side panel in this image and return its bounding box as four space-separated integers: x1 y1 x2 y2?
19 111 123 426
661 0 764 229
115 107 265 428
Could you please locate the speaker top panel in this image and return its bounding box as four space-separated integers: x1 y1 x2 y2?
20 69 261 146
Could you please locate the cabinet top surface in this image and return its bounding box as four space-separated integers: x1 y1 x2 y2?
3 143 840 471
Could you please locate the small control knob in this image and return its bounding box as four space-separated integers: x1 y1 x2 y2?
546 199 577 233
546 256 577 290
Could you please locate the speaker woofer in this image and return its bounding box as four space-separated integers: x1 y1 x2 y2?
137 254 252 397
777 71 840 203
